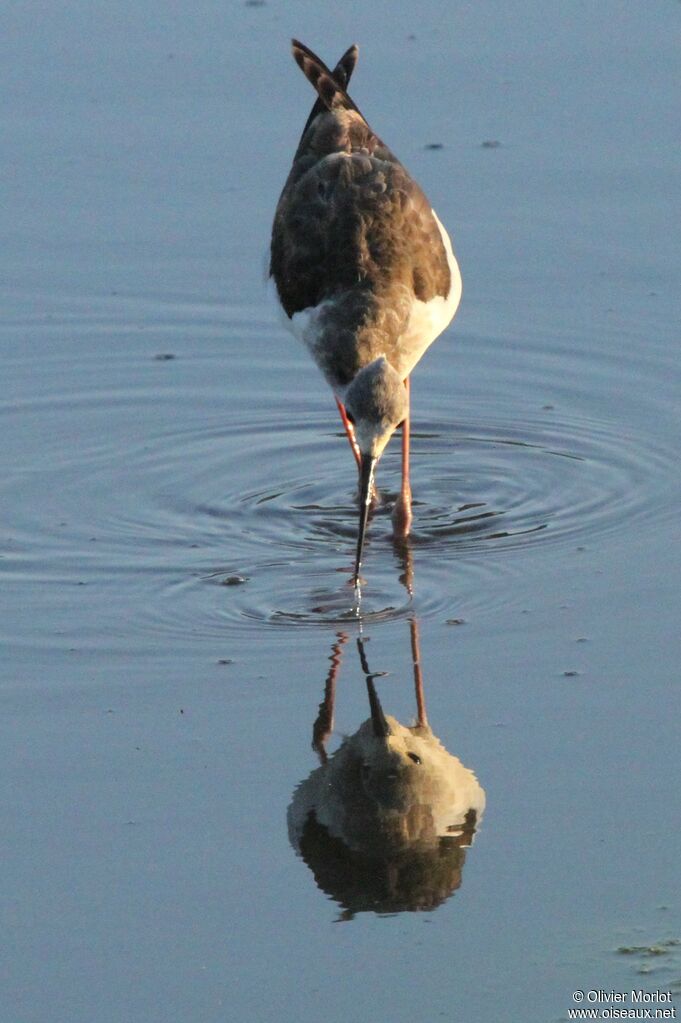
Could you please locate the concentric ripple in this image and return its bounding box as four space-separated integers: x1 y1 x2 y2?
1 298 679 644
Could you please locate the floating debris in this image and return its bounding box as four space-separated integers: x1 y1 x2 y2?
154 353 176 361
424 142 444 150
617 940 680 956
221 575 248 586
481 139 501 149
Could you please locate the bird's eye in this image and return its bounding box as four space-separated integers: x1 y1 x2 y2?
346 410 356 425
407 752 421 765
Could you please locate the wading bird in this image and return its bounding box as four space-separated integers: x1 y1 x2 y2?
270 40 462 589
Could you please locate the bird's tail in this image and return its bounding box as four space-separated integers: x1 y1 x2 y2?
331 43 358 90
298 42 358 139
292 39 362 117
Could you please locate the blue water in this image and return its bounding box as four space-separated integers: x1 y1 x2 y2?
2 3 680 1021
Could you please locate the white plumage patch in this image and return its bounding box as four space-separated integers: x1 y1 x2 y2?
396 210 462 378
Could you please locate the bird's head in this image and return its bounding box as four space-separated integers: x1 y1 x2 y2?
343 358 408 588
344 357 408 460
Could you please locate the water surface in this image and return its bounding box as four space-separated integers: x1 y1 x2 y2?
2 3 680 1022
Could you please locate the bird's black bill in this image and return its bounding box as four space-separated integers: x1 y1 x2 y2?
366 676 390 738
353 453 376 588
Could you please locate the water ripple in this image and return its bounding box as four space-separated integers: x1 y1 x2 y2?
1 303 679 640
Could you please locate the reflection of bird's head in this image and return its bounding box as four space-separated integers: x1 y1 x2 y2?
343 669 484 826
344 357 408 460
351 678 478 821
353 713 435 813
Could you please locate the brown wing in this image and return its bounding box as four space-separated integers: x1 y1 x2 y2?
272 149 450 319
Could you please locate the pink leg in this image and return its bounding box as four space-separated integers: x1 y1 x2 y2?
392 377 413 537
335 397 361 469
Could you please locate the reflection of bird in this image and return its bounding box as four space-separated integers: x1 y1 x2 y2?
270 41 462 587
288 623 484 917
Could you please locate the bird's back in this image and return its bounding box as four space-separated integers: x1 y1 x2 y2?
271 42 460 389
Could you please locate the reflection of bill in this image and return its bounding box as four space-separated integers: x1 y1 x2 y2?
288 621 485 918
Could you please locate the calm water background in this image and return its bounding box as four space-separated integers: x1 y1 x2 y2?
2 2 680 1021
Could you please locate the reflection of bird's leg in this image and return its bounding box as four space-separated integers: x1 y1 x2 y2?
393 530 414 596
392 377 413 537
409 616 429 729
312 632 348 764
335 397 361 469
